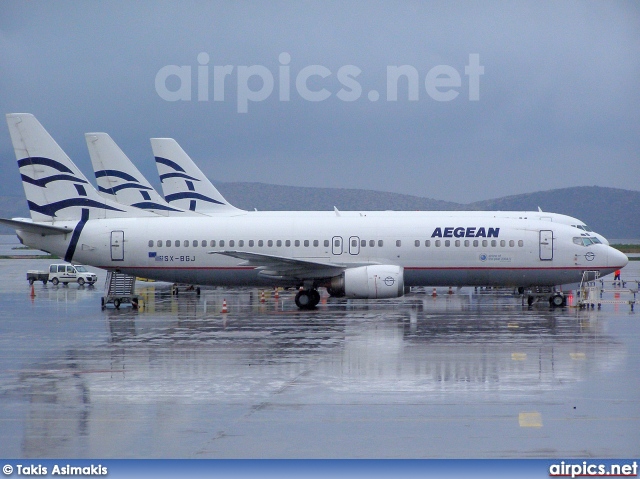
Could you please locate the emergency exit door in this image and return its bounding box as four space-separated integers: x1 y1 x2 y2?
539 230 553 261
111 231 124 261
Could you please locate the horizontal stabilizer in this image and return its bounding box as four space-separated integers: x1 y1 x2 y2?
0 217 73 235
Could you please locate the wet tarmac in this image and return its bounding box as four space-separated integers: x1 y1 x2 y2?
0 258 638 458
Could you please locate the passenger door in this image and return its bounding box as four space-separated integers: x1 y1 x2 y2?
332 236 343 255
539 230 553 261
111 231 125 261
349 236 360 255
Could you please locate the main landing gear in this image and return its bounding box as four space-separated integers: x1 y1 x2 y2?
295 289 320 309
525 290 567 308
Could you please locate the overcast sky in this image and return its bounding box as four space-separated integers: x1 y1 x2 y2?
1 1 639 204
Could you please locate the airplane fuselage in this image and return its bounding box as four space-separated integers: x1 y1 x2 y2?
17 214 625 289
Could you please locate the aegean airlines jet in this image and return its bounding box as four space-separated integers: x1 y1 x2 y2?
2 114 627 309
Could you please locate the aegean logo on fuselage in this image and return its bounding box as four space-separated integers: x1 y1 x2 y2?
431 227 500 238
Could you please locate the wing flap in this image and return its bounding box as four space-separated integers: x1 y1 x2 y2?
210 250 358 280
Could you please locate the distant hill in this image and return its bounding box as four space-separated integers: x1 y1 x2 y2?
1 185 638 238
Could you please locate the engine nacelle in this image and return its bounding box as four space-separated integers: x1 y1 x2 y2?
329 265 405 299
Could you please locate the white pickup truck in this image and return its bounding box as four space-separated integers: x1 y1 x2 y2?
27 263 98 286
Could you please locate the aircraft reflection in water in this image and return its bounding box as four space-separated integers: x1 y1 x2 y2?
13 287 626 457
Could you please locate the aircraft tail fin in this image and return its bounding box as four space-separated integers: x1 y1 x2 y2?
150 138 242 213
85 132 195 216
6 113 157 222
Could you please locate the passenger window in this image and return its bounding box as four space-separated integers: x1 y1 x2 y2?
314 240 319 247
509 240 514 247
157 240 162 247
286 240 291 247
482 240 488 247
334 239 340 247
239 240 244 247
425 240 430 247
518 240 524 247
268 240 273 247
229 240 235 247
220 240 225 247
378 240 383 247
324 240 330 247
148 240 153 247
455 240 460 247
415 240 420 247
202 240 207 247
369 240 375 247
249 240 254 247
491 240 496 247
464 240 469 247
435 240 441 247
184 240 189 247
175 240 180 246
473 240 478 247
445 240 450 247
361 239 366 247
396 240 401 247
305 240 310 247
191 240 197 247
295 240 300 247
258 240 264 247
500 240 505 247
210 240 216 247
352 239 357 247
166 240 171 247
277 240 282 247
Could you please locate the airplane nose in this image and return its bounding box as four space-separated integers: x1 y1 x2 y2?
608 247 629 269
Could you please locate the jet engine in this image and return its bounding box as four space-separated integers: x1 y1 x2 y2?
329 265 404 299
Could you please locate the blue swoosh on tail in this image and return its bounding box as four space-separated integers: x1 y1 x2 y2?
28 198 125 217
164 192 224 205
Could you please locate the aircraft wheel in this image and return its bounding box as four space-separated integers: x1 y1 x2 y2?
295 290 316 309
310 289 321 307
51 277 59 286
550 293 565 308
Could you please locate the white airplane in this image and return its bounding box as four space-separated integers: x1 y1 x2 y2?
149 137 609 244
2 114 628 309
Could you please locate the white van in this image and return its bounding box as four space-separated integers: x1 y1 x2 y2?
47 264 98 286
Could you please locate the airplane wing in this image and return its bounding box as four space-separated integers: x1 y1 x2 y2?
210 250 374 280
0 217 72 235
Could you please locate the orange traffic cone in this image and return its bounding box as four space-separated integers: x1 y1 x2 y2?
432 288 437 297
274 288 279 300
448 287 453 295
30 284 36 298
260 290 265 303
221 298 228 314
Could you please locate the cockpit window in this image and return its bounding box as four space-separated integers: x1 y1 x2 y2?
591 237 601 244
573 237 596 246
